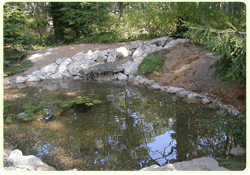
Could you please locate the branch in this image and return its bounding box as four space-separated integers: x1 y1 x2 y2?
189 27 246 35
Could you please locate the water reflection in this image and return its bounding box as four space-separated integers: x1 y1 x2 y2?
4 80 228 170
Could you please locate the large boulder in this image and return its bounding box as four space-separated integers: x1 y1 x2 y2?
132 46 143 59
230 147 246 156
68 62 82 75
164 38 190 49
115 46 132 58
114 73 128 81
124 61 138 75
41 62 58 76
16 76 28 84
57 58 72 74
71 52 84 62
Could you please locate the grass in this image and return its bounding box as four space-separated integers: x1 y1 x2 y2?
218 155 246 171
4 60 33 77
137 53 165 75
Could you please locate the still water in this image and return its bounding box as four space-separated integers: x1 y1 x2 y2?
4 80 227 170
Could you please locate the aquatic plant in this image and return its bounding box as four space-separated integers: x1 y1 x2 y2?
4 96 101 123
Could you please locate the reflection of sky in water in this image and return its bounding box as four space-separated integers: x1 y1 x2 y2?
146 130 177 166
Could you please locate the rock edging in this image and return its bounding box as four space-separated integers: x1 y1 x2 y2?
139 157 229 171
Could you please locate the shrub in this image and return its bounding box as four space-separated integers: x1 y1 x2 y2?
137 53 165 75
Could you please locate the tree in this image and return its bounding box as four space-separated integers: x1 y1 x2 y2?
3 3 32 61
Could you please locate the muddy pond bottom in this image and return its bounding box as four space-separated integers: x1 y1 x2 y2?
4 80 228 170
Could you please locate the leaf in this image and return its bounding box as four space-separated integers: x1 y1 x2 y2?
5 116 14 123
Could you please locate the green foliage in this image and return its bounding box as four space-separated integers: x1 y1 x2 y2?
4 4 33 61
137 54 165 75
4 96 101 123
4 60 33 77
201 112 246 147
4 104 12 113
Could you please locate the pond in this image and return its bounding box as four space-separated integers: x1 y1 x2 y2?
4 79 228 170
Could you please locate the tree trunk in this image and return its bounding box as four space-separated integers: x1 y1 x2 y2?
119 2 124 20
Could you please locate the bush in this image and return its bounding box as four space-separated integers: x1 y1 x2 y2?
137 53 165 75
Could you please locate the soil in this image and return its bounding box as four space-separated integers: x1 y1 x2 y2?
4 41 246 112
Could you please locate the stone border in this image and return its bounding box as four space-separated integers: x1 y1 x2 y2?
4 36 241 116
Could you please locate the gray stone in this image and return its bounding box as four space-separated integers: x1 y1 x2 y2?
41 62 58 75
73 76 82 80
50 72 63 79
55 58 64 65
149 36 170 46
230 147 246 156
164 38 190 49
202 97 210 104
16 76 28 84
115 46 132 58
62 71 74 79
132 46 144 59
71 52 84 62
133 56 144 65
141 45 152 54
68 63 82 75
96 51 107 62
107 55 116 63
36 165 56 171
165 86 185 94
176 90 190 98
57 58 72 74
27 75 40 82
124 61 138 75
139 165 160 171
144 79 155 85
114 73 128 81
130 41 142 49
151 83 162 90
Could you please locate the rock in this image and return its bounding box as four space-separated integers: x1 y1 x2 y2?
62 71 74 79
164 86 185 94
132 46 144 58
114 73 128 81
96 51 107 62
115 46 132 58
133 56 144 65
41 62 58 75
68 63 82 75
50 73 63 79
16 76 28 84
130 41 142 49
8 149 46 170
176 90 190 98
144 79 155 85
55 58 64 65
202 97 210 104
36 165 56 171
141 45 151 54
27 75 40 82
139 165 160 171
107 55 116 63
230 147 246 156
71 52 84 62
137 77 147 84
151 83 161 90
124 61 138 75
57 58 72 74
164 38 190 49
139 157 228 171
73 76 82 80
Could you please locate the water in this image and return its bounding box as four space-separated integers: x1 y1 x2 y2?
4 80 228 170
